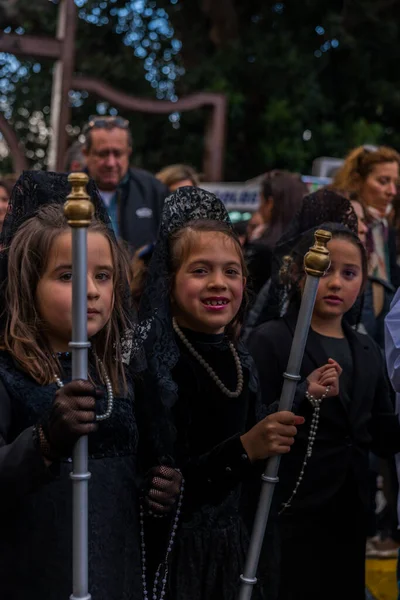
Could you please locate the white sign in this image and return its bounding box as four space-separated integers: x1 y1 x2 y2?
201 176 332 211
201 183 260 210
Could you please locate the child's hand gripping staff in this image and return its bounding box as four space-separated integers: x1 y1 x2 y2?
37 381 99 463
240 412 305 462
238 229 332 600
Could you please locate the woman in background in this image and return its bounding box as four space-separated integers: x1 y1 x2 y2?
156 164 200 192
332 145 400 287
244 171 307 296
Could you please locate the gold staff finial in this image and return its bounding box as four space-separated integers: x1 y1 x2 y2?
64 172 94 227
304 229 331 277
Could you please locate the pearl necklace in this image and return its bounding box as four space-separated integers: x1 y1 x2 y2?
172 318 244 399
54 356 114 421
279 385 330 515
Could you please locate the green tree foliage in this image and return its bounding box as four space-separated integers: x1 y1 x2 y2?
1 0 400 179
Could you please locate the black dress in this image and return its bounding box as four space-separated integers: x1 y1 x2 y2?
141 328 267 600
0 351 142 600
248 313 400 600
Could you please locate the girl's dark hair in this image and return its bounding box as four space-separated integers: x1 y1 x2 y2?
283 223 368 309
130 243 154 308
0 178 15 196
261 172 307 247
1 203 132 392
168 219 248 339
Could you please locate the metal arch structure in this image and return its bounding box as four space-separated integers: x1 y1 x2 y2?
0 0 227 180
71 75 227 182
0 0 77 173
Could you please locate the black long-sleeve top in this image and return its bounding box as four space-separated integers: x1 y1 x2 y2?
0 351 142 600
137 328 266 600
248 312 400 514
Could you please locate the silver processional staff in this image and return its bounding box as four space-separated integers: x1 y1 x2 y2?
64 172 94 600
238 229 332 600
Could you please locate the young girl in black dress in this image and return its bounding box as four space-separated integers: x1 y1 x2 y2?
0 171 177 600
137 187 303 600
248 223 400 600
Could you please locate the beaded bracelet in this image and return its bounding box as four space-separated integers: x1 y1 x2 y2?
279 385 330 514
305 384 331 408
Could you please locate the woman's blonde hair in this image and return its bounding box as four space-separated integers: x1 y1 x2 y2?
332 145 400 198
0 204 132 392
156 164 200 189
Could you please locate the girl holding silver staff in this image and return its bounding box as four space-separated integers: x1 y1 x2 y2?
248 220 400 600
0 171 179 600
135 186 306 600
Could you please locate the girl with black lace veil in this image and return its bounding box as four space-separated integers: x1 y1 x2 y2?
242 188 361 338
0 171 179 600
136 186 304 600
247 223 400 600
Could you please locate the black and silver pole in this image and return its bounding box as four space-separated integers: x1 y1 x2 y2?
238 229 331 600
64 172 94 600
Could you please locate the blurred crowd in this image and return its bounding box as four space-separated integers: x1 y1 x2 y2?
2 117 400 565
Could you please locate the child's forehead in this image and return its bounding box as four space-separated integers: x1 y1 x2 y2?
184 230 239 256
47 230 112 264
327 237 362 263
50 230 72 253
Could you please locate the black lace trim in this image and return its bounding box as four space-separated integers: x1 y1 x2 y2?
138 186 259 408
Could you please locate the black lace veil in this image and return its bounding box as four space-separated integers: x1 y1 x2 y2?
138 186 257 408
274 188 358 258
0 170 144 367
260 189 359 322
0 170 112 283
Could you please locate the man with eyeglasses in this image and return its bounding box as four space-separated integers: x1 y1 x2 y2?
82 115 169 251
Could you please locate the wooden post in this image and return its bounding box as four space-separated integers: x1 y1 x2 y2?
203 94 226 181
0 112 28 173
47 0 77 171
0 4 227 180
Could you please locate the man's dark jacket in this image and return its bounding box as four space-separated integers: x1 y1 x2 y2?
114 167 169 251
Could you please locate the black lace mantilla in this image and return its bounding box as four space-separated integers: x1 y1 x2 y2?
0 170 111 250
274 188 358 257
263 190 359 321
0 170 111 323
0 170 146 369
138 186 257 407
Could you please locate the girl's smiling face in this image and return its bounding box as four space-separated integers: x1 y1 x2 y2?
171 231 246 335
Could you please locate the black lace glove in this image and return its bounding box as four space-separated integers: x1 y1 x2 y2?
38 380 100 460
143 465 183 516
